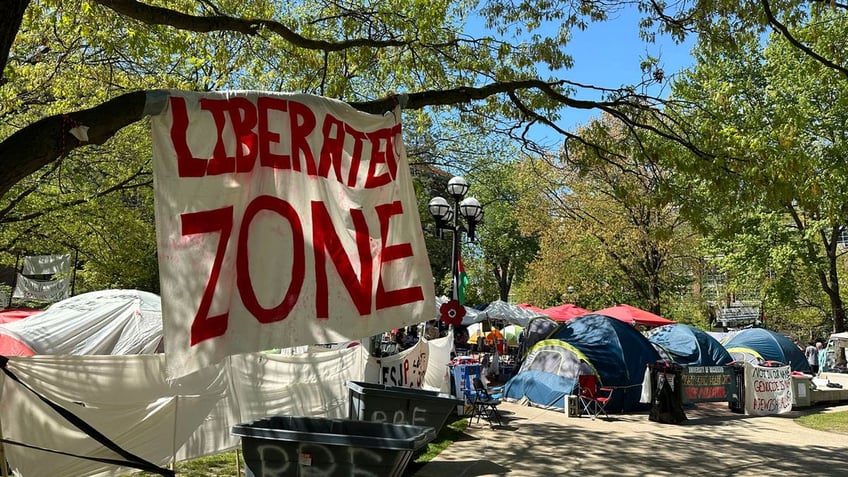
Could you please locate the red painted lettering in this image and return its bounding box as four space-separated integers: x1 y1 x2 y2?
237 195 305 323
375 201 424 309
311 201 373 318
288 100 317 174
170 96 207 177
258 96 291 169
200 98 235 175
227 97 259 172
365 125 400 188
344 125 368 187
318 115 346 183
182 206 234 344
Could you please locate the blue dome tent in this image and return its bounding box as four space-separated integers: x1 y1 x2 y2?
504 314 660 412
647 323 734 367
722 328 811 372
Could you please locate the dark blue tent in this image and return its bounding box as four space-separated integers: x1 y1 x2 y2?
515 316 559 362
723 328 811 372
504 314 660 412
647 324 733 367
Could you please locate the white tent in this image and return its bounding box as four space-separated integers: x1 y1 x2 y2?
0 289 162 355
478 300 545 327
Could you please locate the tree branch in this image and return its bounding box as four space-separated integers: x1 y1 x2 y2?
93 0 407 51
0 0 29 85
761 0 848 79
0 90 147 198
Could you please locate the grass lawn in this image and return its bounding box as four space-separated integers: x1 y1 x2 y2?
795 409 848 434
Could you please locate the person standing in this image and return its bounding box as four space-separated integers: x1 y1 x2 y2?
805 340 819 375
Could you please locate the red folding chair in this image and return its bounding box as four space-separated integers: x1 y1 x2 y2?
578 374 614 420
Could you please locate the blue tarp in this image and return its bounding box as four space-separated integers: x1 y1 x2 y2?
723 328 811 372
647 323 734 367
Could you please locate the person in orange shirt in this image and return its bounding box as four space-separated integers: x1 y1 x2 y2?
486 329 506 355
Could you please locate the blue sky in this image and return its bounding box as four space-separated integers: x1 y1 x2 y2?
533 8 697 140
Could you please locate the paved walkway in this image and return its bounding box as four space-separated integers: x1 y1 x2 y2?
412 401 848 476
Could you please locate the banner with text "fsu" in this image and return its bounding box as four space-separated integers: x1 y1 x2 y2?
151 91 434 377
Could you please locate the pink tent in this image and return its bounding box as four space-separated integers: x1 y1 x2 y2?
591 304 675 327
0 309 41 324
543 303 590 322
0 309 40 356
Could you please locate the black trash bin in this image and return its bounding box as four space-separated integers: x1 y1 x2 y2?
232 415 436 477
347 381 463 434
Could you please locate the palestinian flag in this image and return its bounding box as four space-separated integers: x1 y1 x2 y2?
456 252 469 305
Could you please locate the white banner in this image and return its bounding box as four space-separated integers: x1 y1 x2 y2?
22 253 71 275
744 362 793 415
12 273 69 302
151 91 434 377
374 339 429 388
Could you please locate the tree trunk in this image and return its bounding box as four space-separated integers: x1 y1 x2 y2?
0 0 29 83
826 252 846 334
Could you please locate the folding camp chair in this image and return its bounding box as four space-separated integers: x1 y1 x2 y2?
578 374 614 420
469 377 504 428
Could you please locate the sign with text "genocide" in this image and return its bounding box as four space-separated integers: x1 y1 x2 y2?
744 362 793 416
151 91 435 377
681 366 735 403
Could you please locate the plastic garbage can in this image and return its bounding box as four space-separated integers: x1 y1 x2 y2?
232 415 436 477
347 381 463 434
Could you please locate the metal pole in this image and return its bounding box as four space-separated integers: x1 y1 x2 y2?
450 196 460 302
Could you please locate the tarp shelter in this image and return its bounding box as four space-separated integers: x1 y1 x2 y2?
647 324 733 366
0 289 163 356
543 303 590 322
723 328 811 373
479 300 544 327
592 304 676 327
504 314 660 412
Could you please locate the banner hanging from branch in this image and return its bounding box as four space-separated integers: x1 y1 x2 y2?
151 90 434 377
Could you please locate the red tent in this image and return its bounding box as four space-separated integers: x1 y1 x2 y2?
0 308 41 324
0 309 41 356
591 304 675 327
543 303 590 322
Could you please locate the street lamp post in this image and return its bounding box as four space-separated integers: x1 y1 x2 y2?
428 176 484 306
